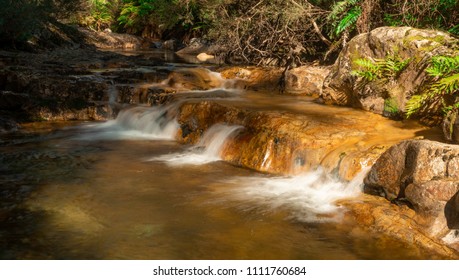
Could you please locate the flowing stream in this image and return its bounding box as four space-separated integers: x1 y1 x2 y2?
0 52 445 259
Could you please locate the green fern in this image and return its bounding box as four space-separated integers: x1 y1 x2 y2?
351 54 410 81
328 0 361 20
351 58 380 81
425 56 459 78
328 0 362 38
335 7 361 36
405 94 429 118
405 55 459 119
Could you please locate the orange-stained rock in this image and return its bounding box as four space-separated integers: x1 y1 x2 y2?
219 65 329 96
341 194 459 259
175 100 431 178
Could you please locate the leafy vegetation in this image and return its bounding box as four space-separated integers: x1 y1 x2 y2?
405 55 459 121
351 54 411 82
80 0 113 31
1 0 458 61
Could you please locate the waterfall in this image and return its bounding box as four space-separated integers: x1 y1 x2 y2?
149 124 243 165
74 104 179 141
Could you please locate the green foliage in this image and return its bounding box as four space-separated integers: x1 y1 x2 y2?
335 7 361 36
384 97 400 115
328 0 361 38
383 0 459 34
406 55 459 119
425 55 459 78
82 0 114 31
351 54 411 81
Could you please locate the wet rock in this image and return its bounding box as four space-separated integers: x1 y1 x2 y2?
322 27 459 119
175 100 426 178
166 68 226 90
341 194 459 259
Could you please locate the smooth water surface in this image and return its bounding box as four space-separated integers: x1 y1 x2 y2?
0 120 442 260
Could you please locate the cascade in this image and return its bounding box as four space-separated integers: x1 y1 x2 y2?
149 124 243 165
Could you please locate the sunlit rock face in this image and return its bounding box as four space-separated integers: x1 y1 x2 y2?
79 28 152 49
365 139 459 240
322 27 459 121
341 195 459 259
175 100 426 178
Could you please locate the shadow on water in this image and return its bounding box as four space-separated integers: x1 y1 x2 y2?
0 124 107 259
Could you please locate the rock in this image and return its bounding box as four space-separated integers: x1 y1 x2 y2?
163 39 182 51
322 27 459 118
219 65 330 96
365 139 459 236
442 110 459 143
365 140 459 200
165 68 226 90
285 66 330 96
196 53 215 62
341 194 459 259
79 28 150 49
176 38 219 55
175 100 428 178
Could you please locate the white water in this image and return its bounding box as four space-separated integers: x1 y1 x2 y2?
221 167 370 223
149 124 243 165
75 105 179 140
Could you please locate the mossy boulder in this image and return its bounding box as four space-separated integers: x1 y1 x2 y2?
322 27 459 121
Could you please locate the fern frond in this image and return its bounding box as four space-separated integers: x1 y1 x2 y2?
328 0 361 20
426 55 459 77
335 7 361 36
406 94 428 118
429 73 459 96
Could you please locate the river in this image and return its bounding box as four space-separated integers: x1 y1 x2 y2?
0 51 445 259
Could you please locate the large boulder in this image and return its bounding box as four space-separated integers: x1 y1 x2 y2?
364 139 459 235
322 27 459 119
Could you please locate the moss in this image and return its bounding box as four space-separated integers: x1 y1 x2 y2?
402 34 450 53
383 97 402 119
